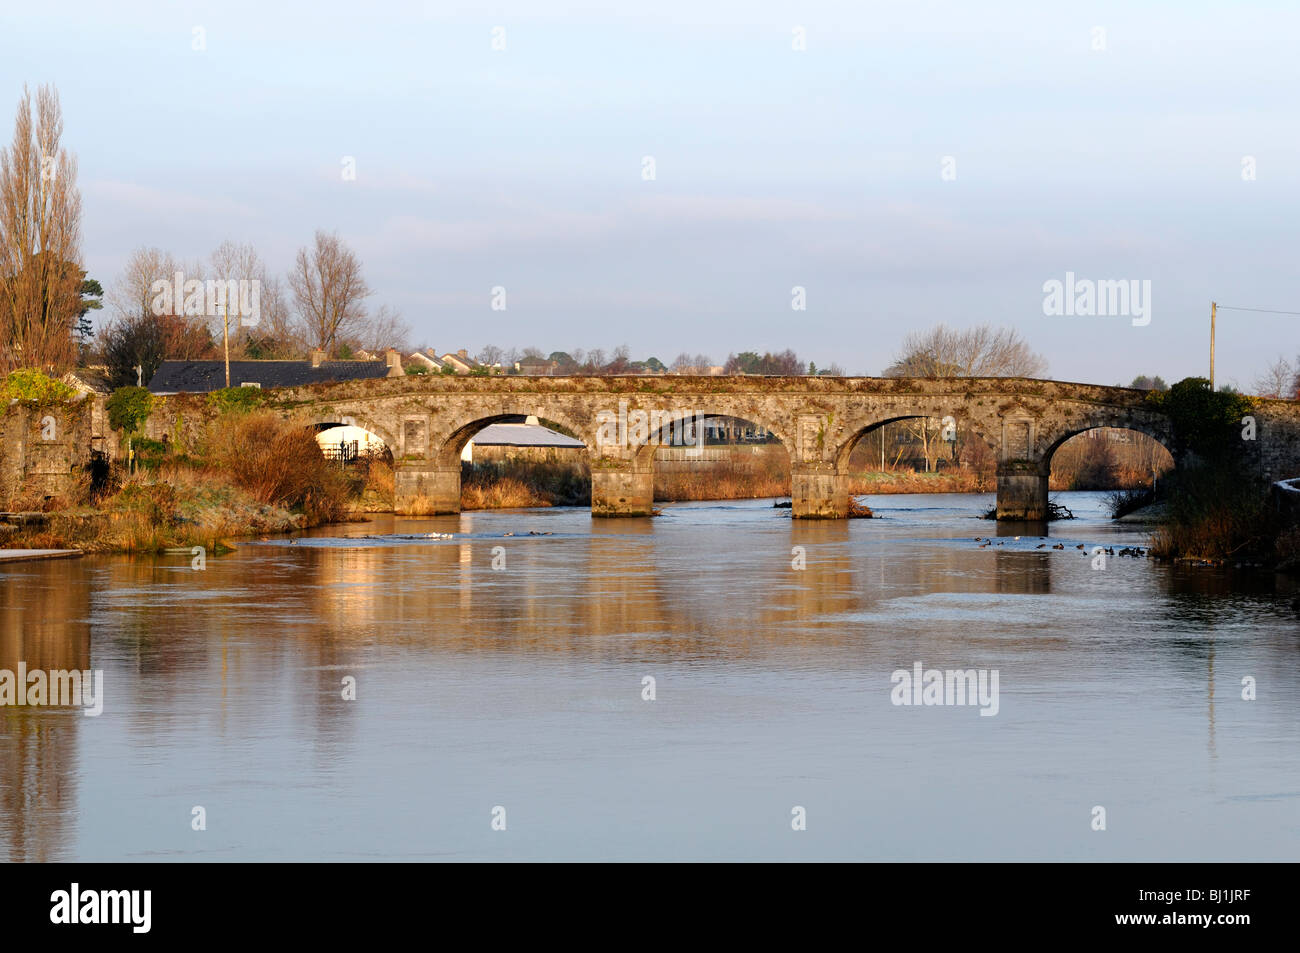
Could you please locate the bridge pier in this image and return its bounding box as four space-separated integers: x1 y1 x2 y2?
591 461 654 517
995 463 1048 521
394 463 461 515
791 464 848 519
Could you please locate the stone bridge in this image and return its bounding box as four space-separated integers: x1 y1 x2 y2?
261 375 1300 520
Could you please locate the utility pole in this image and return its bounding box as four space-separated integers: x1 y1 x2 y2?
222 300 231 388
1209 300 1216 389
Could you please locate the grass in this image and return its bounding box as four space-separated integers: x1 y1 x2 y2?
847 497 874 518
654 454 789 501
462 460 590 509
1146 465 1275 563
1106 487 1158 519
3 412 361 553
844 469 984 494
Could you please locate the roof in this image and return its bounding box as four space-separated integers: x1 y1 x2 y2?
409 351 443 368
147 360 390 393
62 367 114 394
469 423 585 448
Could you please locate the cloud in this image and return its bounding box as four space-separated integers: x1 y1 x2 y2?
83 180 260 221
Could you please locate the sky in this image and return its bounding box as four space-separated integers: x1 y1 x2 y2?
2 0 1298 387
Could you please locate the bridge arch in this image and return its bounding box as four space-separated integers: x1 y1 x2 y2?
628 409 796 471
614 411 795 510
833 413 1000 473
304 414 398 454
1044 424 1177 489
436 412 591 469
1042 422 1176 469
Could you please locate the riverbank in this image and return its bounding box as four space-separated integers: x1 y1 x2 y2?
1 469 345 553
2 409 361 553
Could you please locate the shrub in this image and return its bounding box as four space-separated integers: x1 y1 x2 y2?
207 411 353 520
1146 377 1253 462
0 369 76 402
132 436 168 468
206 385 266 415
462 459 590 508
1148 464 1272 561
1106 487 1157 519
106 386 155 435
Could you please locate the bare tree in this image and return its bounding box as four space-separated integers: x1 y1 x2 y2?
1253 356 1295 398
477 344 504 366
671 352 716 374
354 304 410 353
251 273 303 357
99 309 214 388
0 84 83 372
901 417 945 472
288 230 371 354
885 323 1047 378
207 239 266 362
108 246 185 321
99 246 215 383
882 324 1045 473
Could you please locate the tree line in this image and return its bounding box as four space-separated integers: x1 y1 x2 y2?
97 233 409 387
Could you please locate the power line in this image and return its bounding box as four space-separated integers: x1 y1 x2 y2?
1215 305 1300 316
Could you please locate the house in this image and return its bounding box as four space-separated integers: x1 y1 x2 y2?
461 416 585 464
146 349 403 394
516 357 557 376
62 366 114 395
703 416 774 443
407 348 444 372
669 364 726 376
439 349 478 375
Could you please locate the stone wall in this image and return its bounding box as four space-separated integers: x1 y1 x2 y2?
1253 398 1300 484
125 376 1300 521
0 396 108 506
252 374 1191 518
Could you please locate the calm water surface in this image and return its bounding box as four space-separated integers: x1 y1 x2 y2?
2 491 1297 861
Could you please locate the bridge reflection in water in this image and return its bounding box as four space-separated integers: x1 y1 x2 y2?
2 494 1296 860
0 562 91 862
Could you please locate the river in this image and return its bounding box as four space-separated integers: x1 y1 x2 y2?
1 491 1297 861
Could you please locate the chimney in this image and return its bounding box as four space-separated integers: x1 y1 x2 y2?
426 347 438 359
385 348 403 377
310 348 325 368
457 348 468 360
